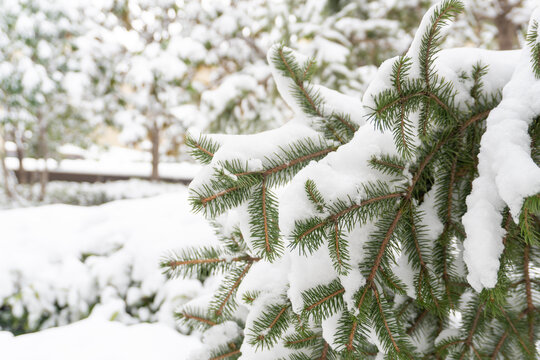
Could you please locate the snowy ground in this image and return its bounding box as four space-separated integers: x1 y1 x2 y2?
0 186 215 358
0 318 202 360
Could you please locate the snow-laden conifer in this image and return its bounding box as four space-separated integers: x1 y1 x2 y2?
164 1 540 358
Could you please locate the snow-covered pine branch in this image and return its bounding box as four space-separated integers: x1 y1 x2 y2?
164 1 539 359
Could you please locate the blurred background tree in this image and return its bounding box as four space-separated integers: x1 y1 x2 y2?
0 0 536 200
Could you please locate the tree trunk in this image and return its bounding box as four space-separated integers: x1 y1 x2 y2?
38 120 49 201
150 124 160 182
0 131 13 199
14 132 26 185
495 0 519 50
494 14 517 50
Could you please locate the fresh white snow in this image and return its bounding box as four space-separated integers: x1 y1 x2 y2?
0 318 202 360
463 9 540 292
0 187 217 333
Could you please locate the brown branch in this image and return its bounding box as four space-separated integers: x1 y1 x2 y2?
201 186 239 206
442 156 458 309
278 48 322 117
334 221 342 267
210 349 241 360
302 59 314 79
471 344 482 360
446 156 457 224
395 58 404 94
286 334 319 346
356 108 487 315
491 331 509 360
169 258 225 267
459 110 491 133
264 147 335 175
499 305 531 355
320 341 329 360
234 147 336 178
298 221 328 241
305 288 345 312
334 114 357 133
215 262 253 316
261 177 271 254
193 142 214 158
325 123 346 144
376 92 424 115
356 286 371 310
491 309 529 359
268 306 288 330
524 244 535 344
168 256 260 268
297 192 402 242
424 3 460 89
442 243 454 310
399 104 409 153
181 313 217 326
422 100 431 137
439 339 464 351
397 298 413 320
373 285 400 353
409 205 441 312
306 184 323 207
334 193 402 220
371 158 406 171
368 208 404 283
347 320 358 352
380 268 404 293
407 309 429 335
459 302 485 360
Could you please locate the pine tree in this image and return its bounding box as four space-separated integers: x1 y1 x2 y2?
163 1 540 359
0 0 92 199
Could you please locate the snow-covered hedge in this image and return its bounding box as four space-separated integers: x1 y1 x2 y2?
0 189 216 334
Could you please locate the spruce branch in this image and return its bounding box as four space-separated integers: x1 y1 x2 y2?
210 262 253 319
305 179 325 213
290 189 402 255
527 20 540 79
470 62 489 103
457 298 485 360
248 302 292 349
302 279 345 321
190 183 252 217
209 348 242 360
490 309 531 359
419 0 464 90
523 244 535 345
284 331 321 349
328 221 352 275
497 305 531 356
402 204 442 313
176 306 219 331
369 154 407 177
185 133 220 165
248 177 282 260
406 309 429 336
371 285 408 356
161 246 259 278
271 45 323 118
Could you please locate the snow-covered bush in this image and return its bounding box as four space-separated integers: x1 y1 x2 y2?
20 180 185 206
163 1 540 359
0 0 95 198
0 190 216 335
